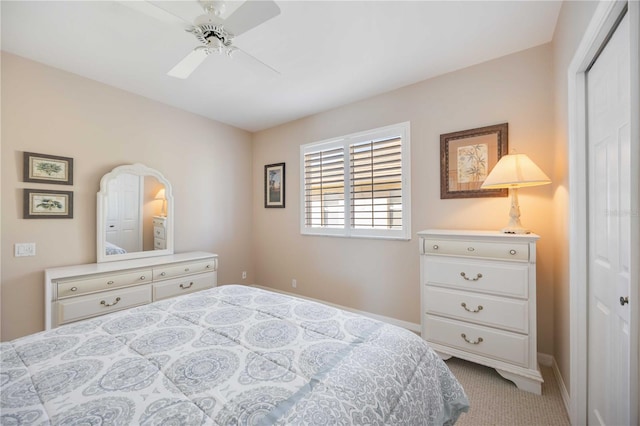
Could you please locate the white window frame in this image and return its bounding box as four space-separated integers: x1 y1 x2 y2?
300 122 411 240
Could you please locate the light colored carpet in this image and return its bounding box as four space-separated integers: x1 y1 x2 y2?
445 358 570 426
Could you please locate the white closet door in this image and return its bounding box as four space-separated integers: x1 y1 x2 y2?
586 13 631 426
105 173 143 253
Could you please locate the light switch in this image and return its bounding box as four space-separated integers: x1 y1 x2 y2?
15 243 36 257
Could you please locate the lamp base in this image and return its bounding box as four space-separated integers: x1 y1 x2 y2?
501 226 531 234
499 188 532 234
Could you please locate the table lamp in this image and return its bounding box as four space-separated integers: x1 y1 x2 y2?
481 153 551 234
155 188 166 217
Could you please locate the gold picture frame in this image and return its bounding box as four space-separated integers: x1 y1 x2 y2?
440 123 508 199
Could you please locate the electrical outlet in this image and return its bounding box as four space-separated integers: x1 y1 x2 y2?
15 243 36 257
292 279 297 288
242 271 247 280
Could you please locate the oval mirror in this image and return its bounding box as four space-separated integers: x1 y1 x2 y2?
97 163 174 263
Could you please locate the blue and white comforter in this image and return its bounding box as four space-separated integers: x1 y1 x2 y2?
1 285 468 425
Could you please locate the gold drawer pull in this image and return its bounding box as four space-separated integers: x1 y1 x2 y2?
432 244 439 250
509 249 517 255
205 264 211 269
180 282 194 289
467 247 475 252
100 297 121 307
140 276 146 280
160 272 166 276
461 302 483 313
107 280 114 285
460 272 483 281
70 286 78 292
461 333 483 345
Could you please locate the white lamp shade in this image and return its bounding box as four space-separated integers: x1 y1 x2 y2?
481 154 551 189
154 188 166 200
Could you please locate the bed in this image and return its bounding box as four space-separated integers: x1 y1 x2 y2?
1 285 468 425
104 241 127 256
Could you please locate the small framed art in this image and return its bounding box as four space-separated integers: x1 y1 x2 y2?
440 123 509 199
23 152 73 185
264 163 285 208
24 189 74 219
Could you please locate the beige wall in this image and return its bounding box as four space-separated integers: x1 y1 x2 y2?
1 52 254 340
551 0 599 395
252 44 557 354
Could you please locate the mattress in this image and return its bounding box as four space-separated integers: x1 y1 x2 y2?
0 285 468 425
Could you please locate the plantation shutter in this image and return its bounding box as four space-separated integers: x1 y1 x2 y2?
350 137 403 229
303 146 345 228
300 122 410 239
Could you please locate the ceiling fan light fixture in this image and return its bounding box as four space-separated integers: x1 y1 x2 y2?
200 0 225 17
208 36 223 51
167 0 281 78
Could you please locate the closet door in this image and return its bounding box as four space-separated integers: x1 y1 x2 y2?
105 173 143 253
586 12 631 426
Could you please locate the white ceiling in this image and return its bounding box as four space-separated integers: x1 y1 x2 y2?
1 1 562 132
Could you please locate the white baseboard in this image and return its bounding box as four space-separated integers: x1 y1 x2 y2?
537 352 571 418
250 285 422 333
551 357 571 418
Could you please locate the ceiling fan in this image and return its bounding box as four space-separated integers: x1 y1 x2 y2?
127 0 281 79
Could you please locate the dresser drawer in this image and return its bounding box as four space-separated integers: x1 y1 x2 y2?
424 315 529 367
154 226 166 239
153 273 215 301
152 217 166 227
424 286 529 333
423 238 529 261
56 269 152 298
56 285 152 325
153 259 215 280
424 257 529 299
154 239 166 250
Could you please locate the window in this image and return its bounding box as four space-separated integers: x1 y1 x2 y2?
300 122 411 239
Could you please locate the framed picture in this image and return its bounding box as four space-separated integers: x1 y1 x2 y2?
440 123 509 199
24 152 73 185
264 163 285 208
23 189 74 219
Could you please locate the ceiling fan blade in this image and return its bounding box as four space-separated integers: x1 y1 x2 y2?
232 47 280 75
224 0 280 36
117 1 191 27
167 49 209 79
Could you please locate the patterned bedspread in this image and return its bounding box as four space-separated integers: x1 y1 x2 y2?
1 285 468 425
104 241 127 256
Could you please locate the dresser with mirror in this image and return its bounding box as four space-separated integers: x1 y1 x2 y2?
44 163 217 329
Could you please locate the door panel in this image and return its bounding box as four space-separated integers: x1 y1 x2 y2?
105 173 142 253
586 13 630 426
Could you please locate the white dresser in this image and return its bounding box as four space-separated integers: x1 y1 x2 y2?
418 229 543 394
153 216 168 250
45 251 217 330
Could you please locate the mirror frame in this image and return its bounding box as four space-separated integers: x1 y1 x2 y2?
97 163 174 263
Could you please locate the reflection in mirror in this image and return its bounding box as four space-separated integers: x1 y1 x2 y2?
97 164 174 263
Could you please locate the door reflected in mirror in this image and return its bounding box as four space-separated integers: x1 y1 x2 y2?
104 174 165 255
97 164 173 263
